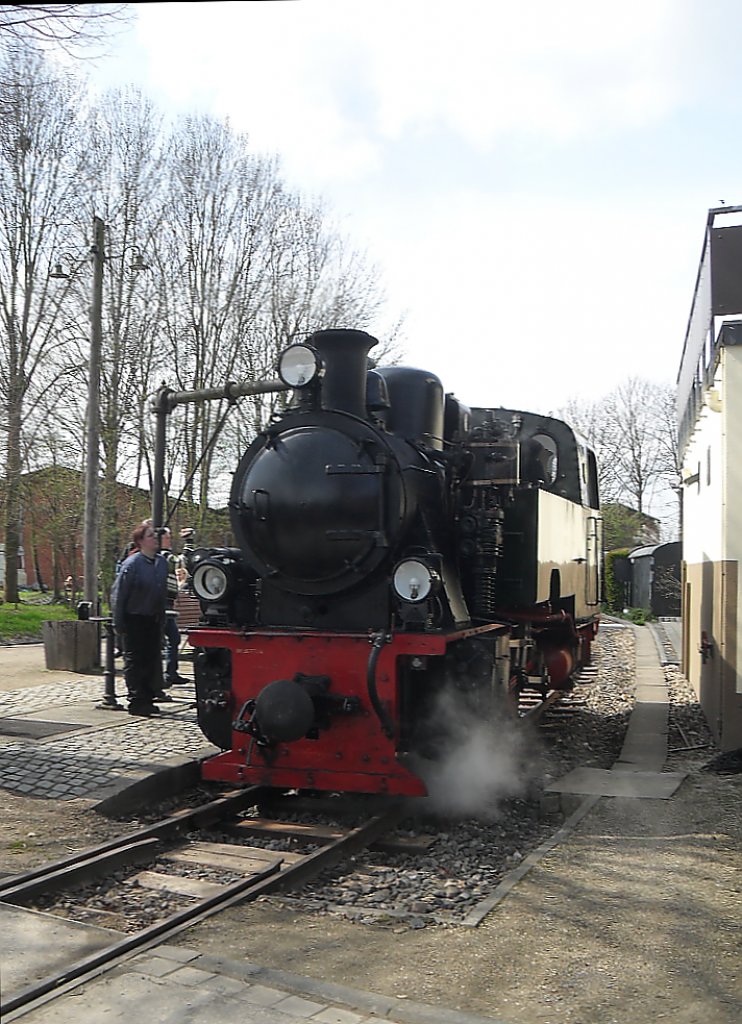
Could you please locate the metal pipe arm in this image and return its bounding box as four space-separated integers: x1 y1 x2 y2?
150 376 290 528
151 378 288 415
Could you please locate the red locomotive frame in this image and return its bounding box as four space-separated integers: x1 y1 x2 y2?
194 623 509 797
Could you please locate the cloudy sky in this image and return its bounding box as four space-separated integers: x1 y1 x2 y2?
89 0 742 413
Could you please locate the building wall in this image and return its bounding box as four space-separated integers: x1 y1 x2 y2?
723 347 742 666
683 559 742 749
677 211 742 750
682 347 742 748
682 361 723 565
0 468 230 596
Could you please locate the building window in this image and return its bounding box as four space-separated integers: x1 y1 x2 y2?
707 446 712 486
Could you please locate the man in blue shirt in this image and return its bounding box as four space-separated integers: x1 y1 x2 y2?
113 523 170 716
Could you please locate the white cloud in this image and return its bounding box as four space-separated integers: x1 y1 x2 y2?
90 0 724 415
132 0 685 186
349 187 696 411
365 0 680 146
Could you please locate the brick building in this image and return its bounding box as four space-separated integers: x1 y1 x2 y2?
1 467 226 597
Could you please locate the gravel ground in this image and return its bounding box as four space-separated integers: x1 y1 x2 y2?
183 627 741 1024
26 625 639 930
4 623 741 1023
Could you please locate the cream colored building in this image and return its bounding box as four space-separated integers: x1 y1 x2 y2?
678 206 742 749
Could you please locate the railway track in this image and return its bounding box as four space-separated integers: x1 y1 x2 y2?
517 663 596 723
0 787 404 1016
2 660 604 1015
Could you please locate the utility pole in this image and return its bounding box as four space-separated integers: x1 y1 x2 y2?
84 215 104 608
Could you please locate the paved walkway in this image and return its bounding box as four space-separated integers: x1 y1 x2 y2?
0 644 214 806
3 931 503 1024
0 622 700 1024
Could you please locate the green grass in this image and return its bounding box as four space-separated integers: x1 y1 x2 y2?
0 601 77 642
603 606 655 626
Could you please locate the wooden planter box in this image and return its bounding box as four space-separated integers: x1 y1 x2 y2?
42 620 99 672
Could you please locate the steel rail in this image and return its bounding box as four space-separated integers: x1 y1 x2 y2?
1 805 403 1017
518 687 565 721
0 786 267 900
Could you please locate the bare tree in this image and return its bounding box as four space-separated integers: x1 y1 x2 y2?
152 115 281 523
0 5 130 56
653 383 681 536
80 87 166 580
559 378 680 542
602 378 663 515
233 194 401 427
0 48 87 602
0 60 406 568
558 395 623 504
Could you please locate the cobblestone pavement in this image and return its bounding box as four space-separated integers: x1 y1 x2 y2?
0 677 215 801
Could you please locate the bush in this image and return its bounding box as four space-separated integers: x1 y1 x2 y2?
623 607 654 625
604 548 630 611
602 606 654 626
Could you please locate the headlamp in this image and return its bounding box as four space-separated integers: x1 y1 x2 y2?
278 344 320 388
392 559 439 603
192 561 229 602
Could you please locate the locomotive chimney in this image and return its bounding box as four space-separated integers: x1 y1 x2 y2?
308 328 378 418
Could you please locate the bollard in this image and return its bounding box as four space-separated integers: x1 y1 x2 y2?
93 616 124 711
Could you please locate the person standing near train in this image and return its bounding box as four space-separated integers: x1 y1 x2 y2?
113 522 170 717
160 527 190 686
179 526 196 579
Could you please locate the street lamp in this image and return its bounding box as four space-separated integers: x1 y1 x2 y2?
50 217 148 607
85 215 104 609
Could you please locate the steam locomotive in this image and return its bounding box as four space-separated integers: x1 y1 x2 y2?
188 329 602 797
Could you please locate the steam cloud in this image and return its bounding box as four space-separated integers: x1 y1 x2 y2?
411 685 540 818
